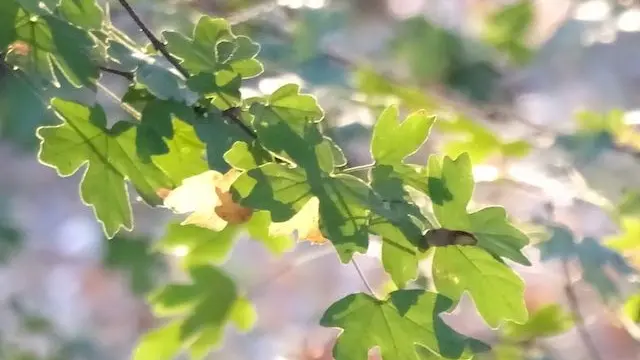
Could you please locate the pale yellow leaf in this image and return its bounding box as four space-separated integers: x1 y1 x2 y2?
269 197 327 244
163 170 252 231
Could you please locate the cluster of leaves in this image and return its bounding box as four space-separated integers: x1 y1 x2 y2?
0 0 596 360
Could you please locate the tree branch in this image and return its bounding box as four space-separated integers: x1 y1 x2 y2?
99 66 134 81
115 0 189 79
562 261 604 360
114 0 257 139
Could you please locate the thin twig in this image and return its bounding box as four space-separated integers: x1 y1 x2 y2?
562 261 603 360
115 0 189 79
115 0 257 140
352 258 376 296
99 66 134 81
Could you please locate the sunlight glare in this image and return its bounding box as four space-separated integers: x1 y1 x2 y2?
617 8 640 32
171 245 189 257
472 165 499 182
574 0 611 21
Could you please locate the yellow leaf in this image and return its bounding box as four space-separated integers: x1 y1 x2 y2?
269 197 327 244
163 170 252 231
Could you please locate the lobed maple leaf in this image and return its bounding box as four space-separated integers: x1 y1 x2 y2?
164 169 253 231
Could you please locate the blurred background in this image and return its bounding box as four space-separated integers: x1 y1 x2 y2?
3 0 640 359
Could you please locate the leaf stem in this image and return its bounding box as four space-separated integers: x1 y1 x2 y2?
562 261 603 360
115 0 190 79
352 258 377 297
97 82 141 120
342 163 375 174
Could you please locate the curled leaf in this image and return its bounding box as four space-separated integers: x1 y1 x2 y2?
423 228 478 248
164 169 252 231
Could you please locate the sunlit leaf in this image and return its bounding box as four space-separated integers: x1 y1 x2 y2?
320 290 490 360
427 153 530 264
371 105 435 164
502 303 574 341
433 246 527 328
58 0 104 30
483 0 533 64
37 99 173 237
164 170 253 232
164 16 262 78
137 99 208 182
156 222 240 266
623 293 640 323
2 2 100 87
134 266 252 360
269 196 327 244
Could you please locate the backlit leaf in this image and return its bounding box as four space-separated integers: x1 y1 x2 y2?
58 0 104 30
134 265 252 360
37 99 172 237
320 290 490 360
371 105 435 164
502 303 573 341
2 2 100 87
432 246 528 328
164 16 262 78
164 170 253 232
156 222 240 266
427 153 530 265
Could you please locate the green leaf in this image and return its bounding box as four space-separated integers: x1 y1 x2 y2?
0 2 20 50
106 40 141 72
232 163 311 219
245 211 295 254
133 321 183 360
104 233 165 295
37 99 173 237
57 0 104 30
501 140 531 158
163 16 262 78
433 246 528 328
539 225 636 301
502 303 574 341
135 265 251 360
156 222 240 266
135 60 199 104
3 3 100 87
191 110 254 172
251 83 324 140
0 71 56 149
229 296 257 331
137 100 208 182
186 72 241 109
370 165 430 287
371 105 435 164
320 290 490 360
616 191 640 217
623 293 640 323
606 217 640 252
427 153 530 265
233 163 373 262
223 140 271 171
483 0 533 64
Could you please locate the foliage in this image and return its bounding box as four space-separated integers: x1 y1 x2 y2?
2 0 637 359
